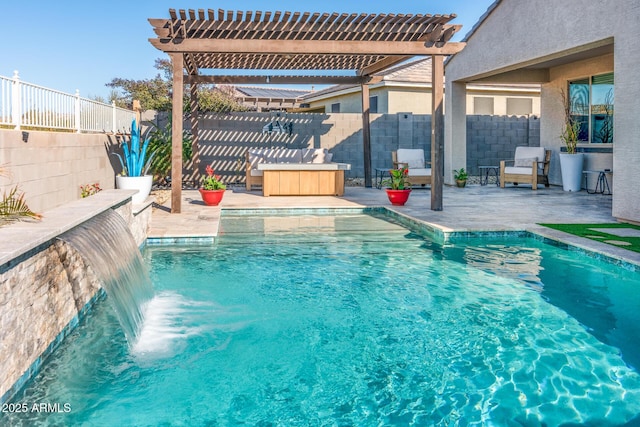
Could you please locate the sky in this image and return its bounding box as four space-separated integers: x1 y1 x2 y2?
1 0 495 100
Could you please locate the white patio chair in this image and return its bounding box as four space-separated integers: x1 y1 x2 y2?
392 149 431 187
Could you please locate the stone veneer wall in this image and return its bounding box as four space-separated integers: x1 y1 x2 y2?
185 112 539 183
0 191 151 404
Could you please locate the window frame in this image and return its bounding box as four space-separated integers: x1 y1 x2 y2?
369 95 378 114
568 72 614 145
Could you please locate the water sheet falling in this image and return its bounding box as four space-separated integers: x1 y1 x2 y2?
58 209 153 343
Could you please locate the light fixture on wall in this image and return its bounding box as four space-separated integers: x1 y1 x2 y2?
21 131 29 143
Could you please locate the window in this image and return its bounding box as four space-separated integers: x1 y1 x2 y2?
569 72 614 144
473 97 494 115
369 96 378 114
330 103 340 113
506 98 532 116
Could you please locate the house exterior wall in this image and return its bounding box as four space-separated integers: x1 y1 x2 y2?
387 87 431 114
468 88 541 116
308 84 539 115
306 87 390 113
543 54 614 186
445 0 640 223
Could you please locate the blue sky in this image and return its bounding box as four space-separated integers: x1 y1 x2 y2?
1 0 494 99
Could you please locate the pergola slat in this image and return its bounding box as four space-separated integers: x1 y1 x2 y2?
149 8 464 213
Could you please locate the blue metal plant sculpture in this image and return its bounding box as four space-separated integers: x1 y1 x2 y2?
113 119 155 177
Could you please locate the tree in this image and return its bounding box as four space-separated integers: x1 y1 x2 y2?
106 58 248 113
106 74 172 111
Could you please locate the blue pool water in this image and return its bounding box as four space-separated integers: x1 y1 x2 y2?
3 212 640 426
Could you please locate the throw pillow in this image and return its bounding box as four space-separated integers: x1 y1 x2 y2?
514 157 536 167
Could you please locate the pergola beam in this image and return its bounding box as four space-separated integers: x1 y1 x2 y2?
357 55 415 76
150 38 465 56
184 75 370 85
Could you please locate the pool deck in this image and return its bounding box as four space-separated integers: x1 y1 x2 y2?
148 184 640 267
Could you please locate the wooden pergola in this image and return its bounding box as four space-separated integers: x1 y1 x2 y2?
149 9 464 213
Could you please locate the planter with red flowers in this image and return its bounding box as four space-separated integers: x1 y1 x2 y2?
381 166 411 206
199 164 226 206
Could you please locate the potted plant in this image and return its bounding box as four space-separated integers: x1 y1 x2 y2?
559 89 584 192
112 119 155 204
382 166 411 206
199 164 226 206
453 168 468 188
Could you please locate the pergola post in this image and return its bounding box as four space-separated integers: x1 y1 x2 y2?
361 83 372 188
431 55 444 211
170 53 184 214
190 83 200 187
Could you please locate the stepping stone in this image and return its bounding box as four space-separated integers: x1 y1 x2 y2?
603 240 632 246
589 228 640 238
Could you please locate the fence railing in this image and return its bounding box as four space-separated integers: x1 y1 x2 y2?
0 71 135 133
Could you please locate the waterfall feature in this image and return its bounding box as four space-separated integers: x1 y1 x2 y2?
58 210 153 343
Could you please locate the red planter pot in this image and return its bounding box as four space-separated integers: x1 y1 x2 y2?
385 189 411 206
199 189 225 206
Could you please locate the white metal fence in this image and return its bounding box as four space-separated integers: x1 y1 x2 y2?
0 71 135 133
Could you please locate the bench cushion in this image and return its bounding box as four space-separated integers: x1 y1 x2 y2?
249 148 335 168
275 149 303 164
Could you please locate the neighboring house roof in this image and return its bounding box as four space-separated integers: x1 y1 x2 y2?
301 58 434 101
234 86 310 99
302 54 539 103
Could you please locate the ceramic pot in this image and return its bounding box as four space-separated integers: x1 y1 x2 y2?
116 175 153 204
559 153 584 192
456 179 467 188
199 188 225 206
385 189 411 206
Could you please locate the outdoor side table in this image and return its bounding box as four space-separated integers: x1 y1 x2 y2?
375 168 390 189
478 165 500 186
583 170 612 194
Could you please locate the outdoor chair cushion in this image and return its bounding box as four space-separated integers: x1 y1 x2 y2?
407 168 432 177
396 148 426 169
505 147 545 175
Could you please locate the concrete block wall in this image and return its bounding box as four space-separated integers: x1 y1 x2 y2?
195 112 536 182
197 112 435 181
0 130 117 213
466 115 540 176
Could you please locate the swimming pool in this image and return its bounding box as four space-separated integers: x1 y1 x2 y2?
3 212 640 425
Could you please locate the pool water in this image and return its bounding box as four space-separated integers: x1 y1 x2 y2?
4 212 640 426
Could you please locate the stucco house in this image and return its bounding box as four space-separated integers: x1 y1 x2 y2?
445 0 639 224
300 57 540 116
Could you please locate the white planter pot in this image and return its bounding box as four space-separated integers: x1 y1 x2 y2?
116 175 153 204
559 153 584 192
